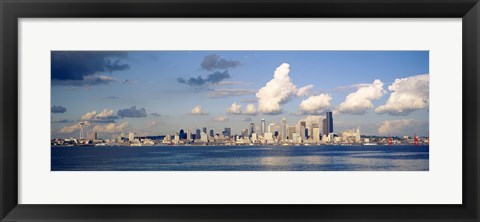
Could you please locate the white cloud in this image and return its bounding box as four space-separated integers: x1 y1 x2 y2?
212 116 229 122
243 104 258 116
91 122 129 133
226 102 242 114
81 111 97 120
378 119 427 136
299 94 332 115
375 74 429 116
58 121 91 134
256 63 313 115
190 105 208 115
338 79 385 114
297 84 314 96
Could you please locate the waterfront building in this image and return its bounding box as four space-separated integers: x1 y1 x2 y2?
252 133 257 142
128 132 135 142
224 127 231 137
281 118 287 141
261 118 266 136
249 123 255 136
263 132 274 144
300 121 306 141
268 123 276 133
322 118 327 136
196 129 201 140
242 129 249 138
201 132 208 143
187 129 192 141
313 127 320 142
326 111 333 134
341 128 361 143
288 126 296 140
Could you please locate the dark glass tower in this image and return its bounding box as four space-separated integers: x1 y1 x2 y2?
326 111 333 134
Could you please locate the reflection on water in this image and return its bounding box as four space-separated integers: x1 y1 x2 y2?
51 145 429 171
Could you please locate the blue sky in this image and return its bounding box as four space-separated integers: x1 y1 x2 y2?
51 51 429 139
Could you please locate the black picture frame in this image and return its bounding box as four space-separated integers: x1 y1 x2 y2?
1 0 479 221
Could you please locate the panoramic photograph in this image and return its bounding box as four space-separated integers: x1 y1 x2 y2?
51 51 429 171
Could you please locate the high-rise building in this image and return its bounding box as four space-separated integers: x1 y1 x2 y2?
288 126 296 139
242 129 249 138
223 127 231 137
313 127 320 142
300 121 306 141
209 129 214 137
249 123 255 136
94 131 98 140
187 129 192 141
268 123 276 133
128 132 135 142
261 118 266 136
281 118 287 141
196 129 201 140
79 122 85 139
322 118 327 136
203 127 207 134
326 111 333 134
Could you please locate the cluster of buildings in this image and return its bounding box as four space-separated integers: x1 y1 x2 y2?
52 111 429 147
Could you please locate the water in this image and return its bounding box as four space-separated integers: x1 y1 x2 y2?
51 145 429 171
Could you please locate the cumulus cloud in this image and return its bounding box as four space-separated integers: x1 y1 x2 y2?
80 109 119 123
256 63 313 115
242 117 252 122
243 104 258 116
212 116 229 122
338 79 385 115
91 122 129 133
150 113 161 117
51 105 67 113
299 94 332 115
378 119 428 136
297 84 314 97
190 105 208 115
375 74 429 116
208 88 256 98
177 71 231 88
51 51 129 86
58 121 91 134
117 106 147 118
201 54 241 71
226 102 242 114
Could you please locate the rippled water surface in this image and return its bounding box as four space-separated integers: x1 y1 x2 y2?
51 145 429 171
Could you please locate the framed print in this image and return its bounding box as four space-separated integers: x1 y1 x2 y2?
1 0 479 221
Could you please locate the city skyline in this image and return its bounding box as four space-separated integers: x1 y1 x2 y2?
51 51 429 139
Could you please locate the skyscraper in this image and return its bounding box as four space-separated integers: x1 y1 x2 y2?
288 126 296 139
196 129 201 140
300 121 306 141
202 127 207 134
128 132 135 142
187 129 192 141
261 118 266 136
223 127 231 137
209 129 214 137
322 118 327 136
326 111 333 134
281 118 287 141
249 123 255 136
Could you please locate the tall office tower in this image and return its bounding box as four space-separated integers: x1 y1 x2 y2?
209 129 214 137
300 121 306 140
224 127 231 137
268 123 276 133
326 111 333 134
322 118 328 136
281 118 287 141
242 129 249 138
94 131 98 140
196 129 201 140
249 123 255 136
313 127 320 142
203 127 207 134
261 118 266 136
128 132 135 142
289 126 296 139
187 129 192 141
